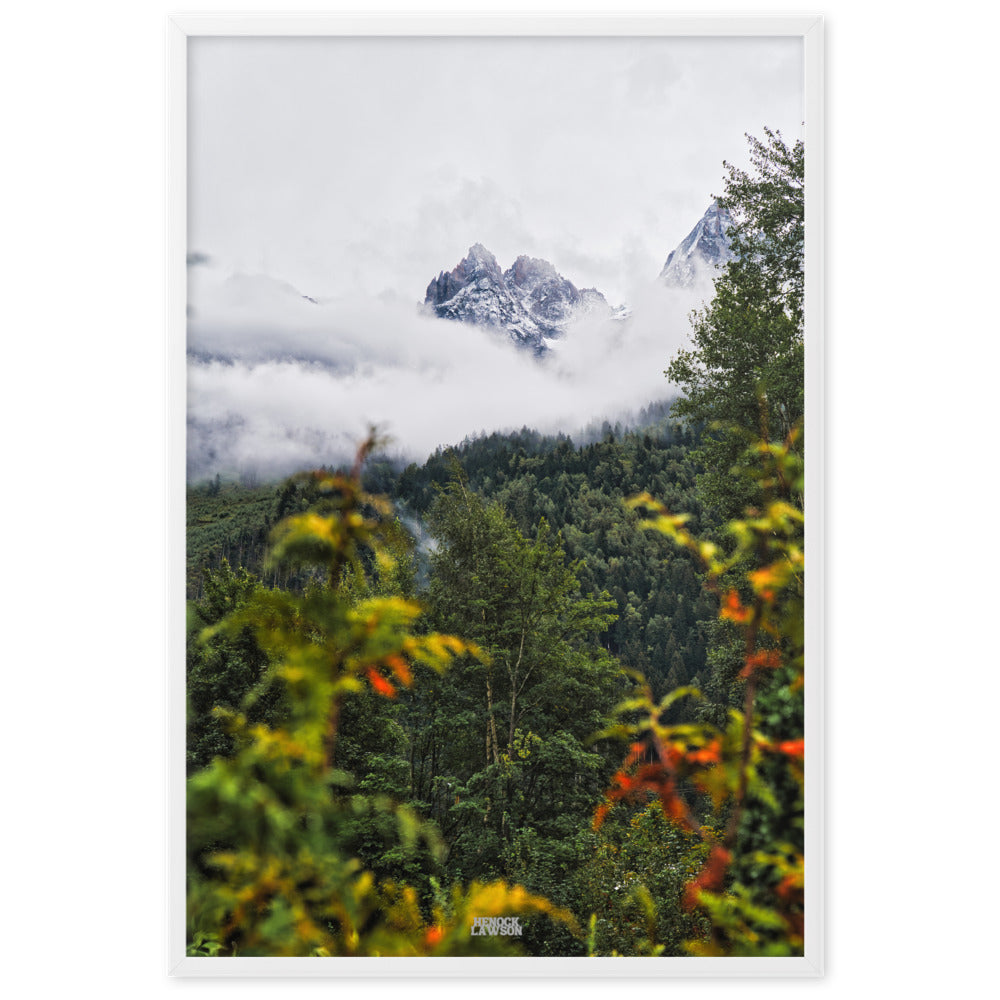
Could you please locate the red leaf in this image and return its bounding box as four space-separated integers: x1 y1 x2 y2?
683 846 731 910
739 649 782 678
720 590 752 624
686 738 722 765
384 653 412 686
366 667 396 698
623 741 646 768
593 802 610 830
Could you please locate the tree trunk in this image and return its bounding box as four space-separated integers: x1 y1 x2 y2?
486 669 500 765
508 629 527 748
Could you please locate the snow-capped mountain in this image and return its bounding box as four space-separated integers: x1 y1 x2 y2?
424 244 620 353
659 202 734 288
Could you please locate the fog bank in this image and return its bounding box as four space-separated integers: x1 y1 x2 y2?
186 264 709 482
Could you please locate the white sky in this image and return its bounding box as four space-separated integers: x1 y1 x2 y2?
188 35 804 306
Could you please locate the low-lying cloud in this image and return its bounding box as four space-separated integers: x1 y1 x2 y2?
186 263 711 482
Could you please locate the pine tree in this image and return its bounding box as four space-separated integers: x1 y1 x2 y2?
666 128 804 523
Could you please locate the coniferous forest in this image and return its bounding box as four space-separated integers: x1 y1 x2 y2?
185 130 806 958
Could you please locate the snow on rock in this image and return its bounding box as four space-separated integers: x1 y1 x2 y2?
658 202 734 288
425 246 622 354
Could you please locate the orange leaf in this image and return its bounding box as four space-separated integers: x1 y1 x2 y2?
613 772 636 794
683 845 731 910
686 738 721 765
749 565 781 590
365 667 396 698
777 739 804 759
776 873 802 902
593 802 610 830
739 649 782 678
623 741 646 768
384 653 412 686
661 792 689 826
720 590 752 624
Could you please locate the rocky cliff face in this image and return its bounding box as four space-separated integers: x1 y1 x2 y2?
425 245 616 353
659 202 734 288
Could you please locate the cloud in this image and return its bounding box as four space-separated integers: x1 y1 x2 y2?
186 263 709 482
187 36 804 306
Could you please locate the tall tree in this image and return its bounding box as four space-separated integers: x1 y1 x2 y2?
666 128 804 522
414 476 624 945
425 477 620 765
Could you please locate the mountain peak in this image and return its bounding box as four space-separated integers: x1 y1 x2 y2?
659 202 734 288
466 242 500 268
425 244 502 309
506 255 558 287
424 247 618 353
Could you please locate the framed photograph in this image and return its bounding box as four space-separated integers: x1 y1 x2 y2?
169 14 823 977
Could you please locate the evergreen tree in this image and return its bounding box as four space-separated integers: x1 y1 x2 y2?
666 128 804 522
410 476 624 949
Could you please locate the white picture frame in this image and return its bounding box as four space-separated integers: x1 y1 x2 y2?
168 13 824 978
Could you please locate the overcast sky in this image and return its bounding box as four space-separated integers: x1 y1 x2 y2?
189 34 804 306
186 34 804 480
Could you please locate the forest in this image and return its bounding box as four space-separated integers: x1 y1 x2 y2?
185 129 806 959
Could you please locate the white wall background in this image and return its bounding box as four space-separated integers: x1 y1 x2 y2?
3 1 995 995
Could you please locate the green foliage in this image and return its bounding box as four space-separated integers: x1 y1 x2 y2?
186 481 276 599
596 430 805 956
393 422 714 704
427 476 620 745
186 416 716 711
575 804 709 956
587 129 809 958
382 476 625 954
666 128 804 523
186 445 575 956
186 560 280 773
184 424 729 956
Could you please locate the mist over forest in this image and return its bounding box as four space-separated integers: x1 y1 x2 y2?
186 258 712 483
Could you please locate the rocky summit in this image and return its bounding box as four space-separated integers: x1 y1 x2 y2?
659 202 734 288
425 245 616 354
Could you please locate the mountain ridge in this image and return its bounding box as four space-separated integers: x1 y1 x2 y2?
424 245 620 354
